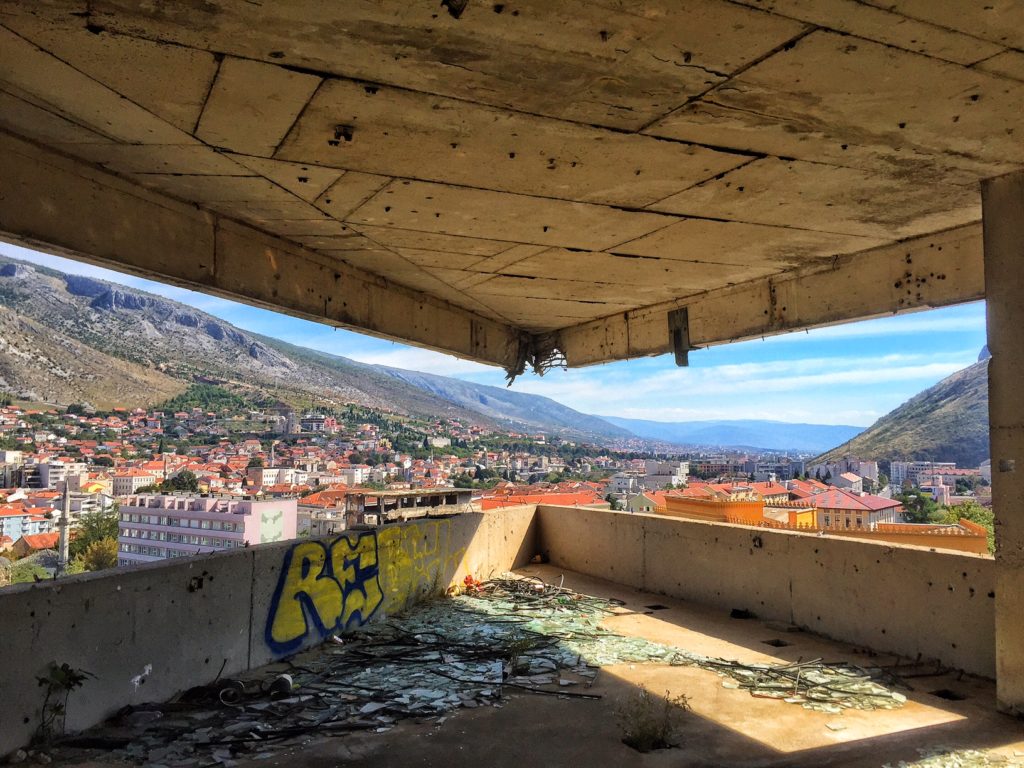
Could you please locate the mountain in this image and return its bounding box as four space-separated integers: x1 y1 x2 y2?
0 255 627 441
373 366 630 439
602 416 863 453
814 350 990 467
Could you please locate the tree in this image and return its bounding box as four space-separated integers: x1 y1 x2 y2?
69 508 119 560
163 470 199 493
897 489 941 524
81 538 118 571
940 500 995 553
247 457 264 468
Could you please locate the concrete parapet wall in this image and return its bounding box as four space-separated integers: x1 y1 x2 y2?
537 506 994 677
0 508 537 755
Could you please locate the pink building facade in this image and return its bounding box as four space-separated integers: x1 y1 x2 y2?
117 493 297 566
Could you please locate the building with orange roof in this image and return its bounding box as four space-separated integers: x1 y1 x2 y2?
11 531 60 558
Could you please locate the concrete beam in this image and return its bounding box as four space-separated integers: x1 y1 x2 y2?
0 130 520 371
982 169 1024 714
558 223 984 366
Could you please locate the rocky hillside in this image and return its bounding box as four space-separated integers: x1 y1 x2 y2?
0 256 627 441
815 350 990 467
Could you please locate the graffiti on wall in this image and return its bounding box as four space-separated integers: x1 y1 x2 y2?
264 520 465 655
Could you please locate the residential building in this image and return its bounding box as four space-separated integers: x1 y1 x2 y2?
112 469 160 496
890 461 957 488
809 488 903 529
834 472 863 493
117 494 298 566
0 503 54 540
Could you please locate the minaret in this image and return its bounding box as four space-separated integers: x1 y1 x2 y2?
56 484 71 575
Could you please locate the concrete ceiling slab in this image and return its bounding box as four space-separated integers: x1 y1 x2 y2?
864 0 1024 50
646 30 1024 186
0 1 1015 367
50 144 247 176
226 155 344 202
728 0 1003 65
196 57 321 156
87 0 806 131
614 217 884 268
129 174 297 204
0 14 219 132
346 180 674 251
350 226 513 258
0 25 197 145
0 88 115 146
650 157 981 239
275 77 751 207
313 172 392 221
493 248 782 291
976 51 1024 83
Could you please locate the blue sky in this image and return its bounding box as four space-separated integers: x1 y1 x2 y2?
1 242 987 428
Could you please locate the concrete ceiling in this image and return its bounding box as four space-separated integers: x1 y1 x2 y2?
0 0 1012 374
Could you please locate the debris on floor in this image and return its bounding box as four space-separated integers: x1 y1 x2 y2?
49 575 909 766
882 746 1023 767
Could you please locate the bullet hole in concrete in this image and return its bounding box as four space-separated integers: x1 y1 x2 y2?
512 9 519 15
187 576 204 592
952 115 960 122
730 608 756 620
930 688 967 701
948 585 954 592
435 213 441 217
881 628 886 634
30 611 35 617
898 122 906 129
333 125 355 144
384 206 391 212
570 161 577 167
364 85 379 95
493 2 504 11
841 144 848 150
509 152 516 158
268 51 285 58
989 591 996 598
645 604 669 611
23 717 30 725
737 186 745 192
205 657 210 664
86 23 105 34
683 51 693 63
297 176 309 184
451 142 459 149
927 581 933 587
635 169 642 175
970 94 980 101
969 587 976 597
752 535 763 549
962 572 968 579
762 639 791 648
441 0 469 19
599 30 609 41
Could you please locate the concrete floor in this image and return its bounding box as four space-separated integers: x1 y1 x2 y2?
54 566 1024 767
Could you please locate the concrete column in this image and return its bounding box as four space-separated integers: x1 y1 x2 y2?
983 170 1024 713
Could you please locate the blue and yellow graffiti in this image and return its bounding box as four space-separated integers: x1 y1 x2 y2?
264 531 384 654
265 521 467 655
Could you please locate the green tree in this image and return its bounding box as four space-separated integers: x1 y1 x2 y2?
163 470 199 493
940 500 995 553
247 457 264 468
80 538 118 571
897 489 941 524
69 508 119 560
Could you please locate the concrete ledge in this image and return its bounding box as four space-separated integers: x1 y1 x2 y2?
0 507 537 755
537 506 995 677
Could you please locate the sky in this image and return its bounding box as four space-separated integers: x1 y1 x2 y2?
0 242 988 428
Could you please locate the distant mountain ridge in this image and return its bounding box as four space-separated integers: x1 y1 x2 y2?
602 416 863 453
0 255 628 442
815 351 989 467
